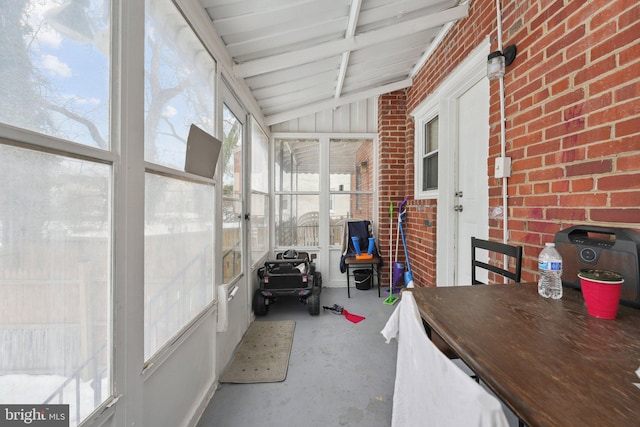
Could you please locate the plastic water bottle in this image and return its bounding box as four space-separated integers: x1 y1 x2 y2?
538 242 563 299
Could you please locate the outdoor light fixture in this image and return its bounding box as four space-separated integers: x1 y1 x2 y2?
487 45 517 80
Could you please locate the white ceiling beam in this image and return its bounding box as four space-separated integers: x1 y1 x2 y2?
265 78 413 126
234 3 468 78
335 0 363 99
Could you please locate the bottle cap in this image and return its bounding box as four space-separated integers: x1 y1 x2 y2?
545 242 555 247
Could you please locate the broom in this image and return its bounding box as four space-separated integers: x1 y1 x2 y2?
383 201 399 305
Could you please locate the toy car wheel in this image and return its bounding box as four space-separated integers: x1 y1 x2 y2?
307 291 320 316
253 290 269 316
314 271 322 288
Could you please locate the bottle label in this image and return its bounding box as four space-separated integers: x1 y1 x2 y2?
539 261 562 271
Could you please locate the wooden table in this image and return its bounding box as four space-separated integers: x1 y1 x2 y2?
411 283 640 427
344 255 381 298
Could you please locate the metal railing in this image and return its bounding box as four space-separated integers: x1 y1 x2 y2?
43 342 108 425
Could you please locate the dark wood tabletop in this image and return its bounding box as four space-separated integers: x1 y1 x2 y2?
410 283 640 427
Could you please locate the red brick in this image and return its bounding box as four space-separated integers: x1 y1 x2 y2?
531 0 564 30
571 177 594 192
524 194 559 206
589 99 640 127
589 61 640 96
615 81 640 103
551 179 570 193
533 182 550 194
588 137 640 158
545 208 587 221
562 127 611 148
591 208 640 223
545 88 585 115
528 221 563 234
566 159 613 177
598 173 640 191
528 139 561 158
545 117 586 140
611 191 640 207
617 154 640 172
591 20 640 62
574 55 617 87
619 39 640 66
559 193 608 207
529 166 565 182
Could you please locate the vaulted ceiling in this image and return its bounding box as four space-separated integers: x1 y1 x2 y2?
198 0 468 126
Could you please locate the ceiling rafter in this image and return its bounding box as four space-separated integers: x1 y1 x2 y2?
233 3 469 78
264 78 412 126
335 0 364 99
200 0 469 126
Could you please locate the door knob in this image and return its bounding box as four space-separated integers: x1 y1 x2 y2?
454 205 463 212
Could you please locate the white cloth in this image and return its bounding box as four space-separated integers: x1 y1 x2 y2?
381 292 509 427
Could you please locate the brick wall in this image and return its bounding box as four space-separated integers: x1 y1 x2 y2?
378 0 640 286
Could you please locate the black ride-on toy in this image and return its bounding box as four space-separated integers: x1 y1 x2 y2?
253 249 322 316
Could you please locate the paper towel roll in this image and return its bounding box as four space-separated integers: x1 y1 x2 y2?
217 283 230 332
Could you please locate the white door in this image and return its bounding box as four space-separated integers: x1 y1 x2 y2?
454 79 489 285
217 84 250 371
434 41 490 286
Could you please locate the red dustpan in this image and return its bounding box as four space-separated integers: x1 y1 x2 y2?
323 304 366 323
342 309 365 324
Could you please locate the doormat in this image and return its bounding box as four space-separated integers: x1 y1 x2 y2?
220 320 295 384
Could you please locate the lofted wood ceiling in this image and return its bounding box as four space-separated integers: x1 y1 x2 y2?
198 0 469 126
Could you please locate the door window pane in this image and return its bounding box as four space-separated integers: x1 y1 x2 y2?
275 194 319 247
329 139 373 191
251 120 268 193
144 173 214 360
222 199 242 283
250 120 269 265
274 139 319 192
222 106 243 198
329 193 373 245
222 104 243 282
144 0 215 169
0 144 111 425
0 1 110 148
250 193 269 265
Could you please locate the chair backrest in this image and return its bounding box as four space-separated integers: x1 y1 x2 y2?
343 220 375 255
471 237 523 285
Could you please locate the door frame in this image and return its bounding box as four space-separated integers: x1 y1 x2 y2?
435 39 490 286
216 81 251 374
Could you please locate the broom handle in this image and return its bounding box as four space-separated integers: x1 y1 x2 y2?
389 202 393 291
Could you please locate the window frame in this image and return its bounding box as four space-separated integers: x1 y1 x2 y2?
142 0 218 362
413 101 440 200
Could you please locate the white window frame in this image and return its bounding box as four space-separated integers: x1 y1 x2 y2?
414 101 440 200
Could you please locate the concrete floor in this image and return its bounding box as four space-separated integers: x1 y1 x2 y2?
197 286 399 427
196 285 519 427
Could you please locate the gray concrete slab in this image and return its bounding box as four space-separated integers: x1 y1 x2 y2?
197 285 519 427
197 286 398 427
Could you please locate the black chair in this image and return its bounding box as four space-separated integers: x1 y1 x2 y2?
430 237 524 365
471 237 523 285
339 220 383 298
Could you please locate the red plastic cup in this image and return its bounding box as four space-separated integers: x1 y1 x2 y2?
578 273 624 320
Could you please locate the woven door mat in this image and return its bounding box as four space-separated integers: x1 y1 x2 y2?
220 320 295 383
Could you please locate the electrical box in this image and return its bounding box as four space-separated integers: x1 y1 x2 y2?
494 156 512 178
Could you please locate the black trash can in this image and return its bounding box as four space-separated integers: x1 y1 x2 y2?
354 269 372 290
